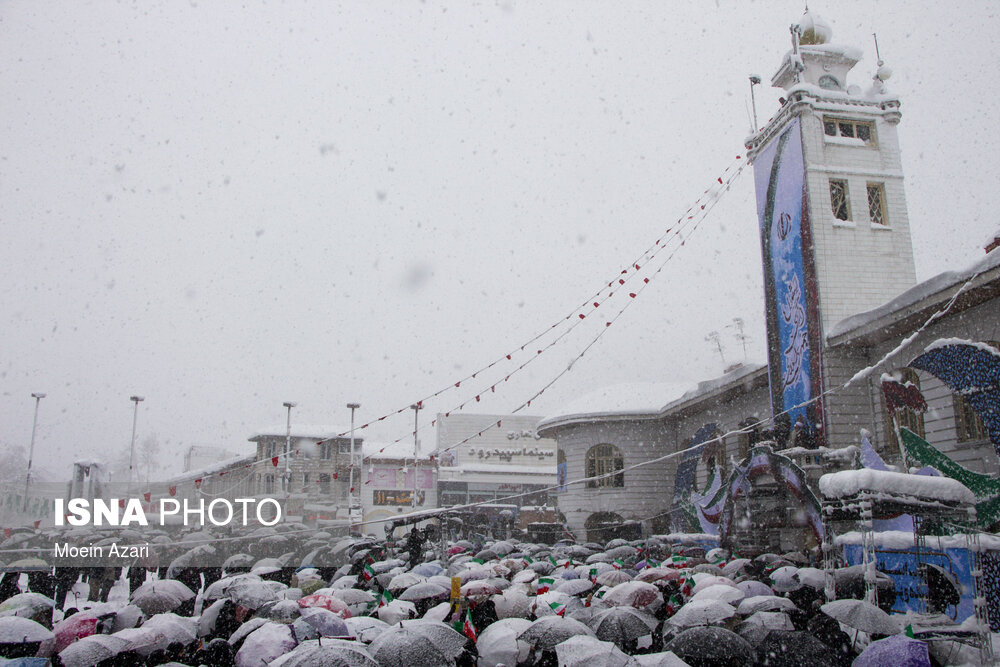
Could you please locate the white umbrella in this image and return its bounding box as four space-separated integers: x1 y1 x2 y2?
602 580 661 608
735 595 796 615
493 588 532 619
270 638 377 667
666 599 735 628
632 651 690 666
234 621 296 667
820 599 900 635
476 618 532 667
554 634 635 667
342 616 390 643
690 584 745 606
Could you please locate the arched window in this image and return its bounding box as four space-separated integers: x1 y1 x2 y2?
585 444 624 488
886 368 925 450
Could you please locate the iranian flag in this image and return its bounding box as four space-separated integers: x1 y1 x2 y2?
589 568 598 582
522 555 535 567
612 559 624 570
379 589 394 607
681 577 695 597
536 577 554 594
463 610 477 642
362 562 375 582
547 555 558 567
548 600 566 616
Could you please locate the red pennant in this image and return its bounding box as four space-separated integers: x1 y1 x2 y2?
718 177 723 184
169 486 177 497
3 529 10 539
143 492 151 502
475 395 481 402
194 478 203 489
33 520 40 529
497 420 502 428
333 472 338 479
634 264 640 270
629 293 636 298
644 278 649 283
618 279 625 285
606 322 611 327
219 472 226 477
578 314 585 319
593 302 599 308
118 499 126 508
272 456 279 467
506 355 511 360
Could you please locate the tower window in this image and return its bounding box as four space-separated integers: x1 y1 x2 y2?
956 395 988 442
867 183 888 226
829 179 850 221
823 117 875 145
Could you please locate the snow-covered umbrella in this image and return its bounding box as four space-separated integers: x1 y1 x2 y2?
203 573 261 601
517 615 596 650
342 616 390 644
667 599 736 628
476 617 532 667
397 582 449 602
270 638 377 667
129 583 187 615
234 621 296 667
757 629 842 667
58 633 130 667
595 570 632 587
631 650 689 666
734 610 795 647
227 579 282 610
299 607 350 637
602 580 660 608
411 562 444 577
664 626 754 667
52 610 110 652
297 594 351 617
557 579 595 597
492 588 532 619
0 593 53 617
555 634 634 667
368 621 465 667
589 606 657 644
387 572 425 592
690 584 745 606
376 600 416 624
735 595 796 616
0 616 55 656
460 580 503 597
820 599 900 635
735 580 773 598
853 633 932 667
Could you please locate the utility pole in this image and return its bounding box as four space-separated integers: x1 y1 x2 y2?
23 392 45 511
411 403 422 509
128 395 144 492
347 402 361 534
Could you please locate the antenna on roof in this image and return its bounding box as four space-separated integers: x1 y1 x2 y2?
873 32 881 62
705 331 726 367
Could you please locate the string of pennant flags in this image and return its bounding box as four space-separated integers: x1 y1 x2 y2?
332 157 748 469
42 156 747 511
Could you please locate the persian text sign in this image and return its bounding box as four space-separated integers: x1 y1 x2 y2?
753 118 824 442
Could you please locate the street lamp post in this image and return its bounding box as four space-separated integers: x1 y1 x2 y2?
283 402 296 497
411 403 422 509
128 395 144 491
23 392 45 510
347 402 361 533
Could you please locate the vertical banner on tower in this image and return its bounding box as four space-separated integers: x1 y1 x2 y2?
753 118 824 445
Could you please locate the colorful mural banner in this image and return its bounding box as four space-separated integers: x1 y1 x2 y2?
670 424 718 532
753 117 824 444
909 341 1000 452
842 544 976 623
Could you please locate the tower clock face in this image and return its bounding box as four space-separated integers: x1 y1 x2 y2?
818 74 841 90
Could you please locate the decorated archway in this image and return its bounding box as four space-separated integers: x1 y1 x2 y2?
689 444 823 550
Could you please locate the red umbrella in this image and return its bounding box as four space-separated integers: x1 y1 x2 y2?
53 613 100 653
297 594 352 618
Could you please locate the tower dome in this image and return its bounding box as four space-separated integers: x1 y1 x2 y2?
798 10 832 45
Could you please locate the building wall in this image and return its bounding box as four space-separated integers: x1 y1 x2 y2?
834 297 1000 475
801 109 918 334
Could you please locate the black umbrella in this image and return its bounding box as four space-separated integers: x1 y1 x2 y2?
664 626 755 667
589 607 657 644
757 630 842 667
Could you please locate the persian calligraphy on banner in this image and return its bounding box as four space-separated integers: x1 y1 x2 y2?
753 118 824 444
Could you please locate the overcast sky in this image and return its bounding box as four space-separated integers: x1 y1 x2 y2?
2 1 999 480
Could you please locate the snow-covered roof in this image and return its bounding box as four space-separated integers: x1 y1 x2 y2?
537 382 694 431
248 424 347 440
828 248 1000 345
537 362 767 432
163 453 256 484
819 469 976 505
363 440 432 461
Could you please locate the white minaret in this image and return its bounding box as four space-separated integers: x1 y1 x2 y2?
748 11 917 332
744 11 918 446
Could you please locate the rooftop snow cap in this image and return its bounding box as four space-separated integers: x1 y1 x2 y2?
797 10 831 45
